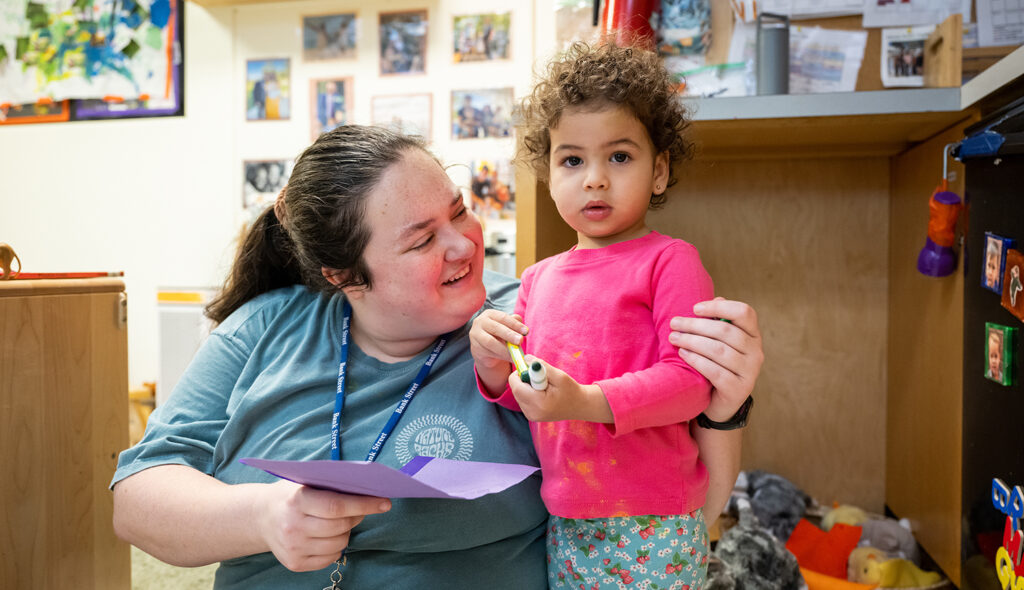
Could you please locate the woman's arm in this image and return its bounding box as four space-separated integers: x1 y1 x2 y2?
670 298 764 527
113 464 390 572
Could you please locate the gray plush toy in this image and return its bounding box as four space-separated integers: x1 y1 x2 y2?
707 498 805 590
747 470 811 542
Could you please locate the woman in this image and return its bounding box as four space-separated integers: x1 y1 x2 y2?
112 125 763 589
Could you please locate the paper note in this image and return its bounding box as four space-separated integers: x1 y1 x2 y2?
240 456 540 500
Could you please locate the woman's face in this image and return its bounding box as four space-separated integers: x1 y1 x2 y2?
345 148 486 344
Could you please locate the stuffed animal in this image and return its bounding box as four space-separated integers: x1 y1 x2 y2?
707 498 805 590
747 470 811 542
823 504 920 564
847 546 942 588
823 504 868 531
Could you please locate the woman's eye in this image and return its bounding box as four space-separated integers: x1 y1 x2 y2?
412 235 434 250
611 152 630 163
563 156 583 167
454 206 467 219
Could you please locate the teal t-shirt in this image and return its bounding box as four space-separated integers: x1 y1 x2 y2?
113 271 547 589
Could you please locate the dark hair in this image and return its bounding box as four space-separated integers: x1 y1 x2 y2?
517 38 694 208
206 125 427 324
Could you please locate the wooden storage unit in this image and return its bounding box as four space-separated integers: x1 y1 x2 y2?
515 49 1024 586
0 278 131 589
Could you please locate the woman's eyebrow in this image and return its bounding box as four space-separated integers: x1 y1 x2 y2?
398 193 463 239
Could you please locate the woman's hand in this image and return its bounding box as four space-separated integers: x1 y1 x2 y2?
669 298 763 422
469 309 528 396
254 480 391 572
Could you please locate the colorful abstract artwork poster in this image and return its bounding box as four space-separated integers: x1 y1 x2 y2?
0 0 179 107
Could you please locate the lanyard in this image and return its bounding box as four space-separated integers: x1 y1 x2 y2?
331 300 450 462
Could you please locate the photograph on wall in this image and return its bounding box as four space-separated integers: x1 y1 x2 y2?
302 13 357 61
657 0 711 56
0 0 180 106
243 159 292 224
371 93 432 139
451 88 514 139
453 13 511 62
880 25 933 87
1002 249 1024 323
0 100 70 125
469 158 515 221
310 77 352 141
380 11 428 75
985 322 1017 386
983 232 1015 294
246 58 291 121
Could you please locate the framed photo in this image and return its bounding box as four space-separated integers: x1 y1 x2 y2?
880 26 931 88
302 13 358 61
983 232 1015 294
451 88 514 139
371 93 432 139
379 10 428 75
469 158 516 221
243 159 293 223
453 13 511 62
0 100 70 125
985 322 1017 387
246 58 291 121
310 77 353 141
1002 249 1024 323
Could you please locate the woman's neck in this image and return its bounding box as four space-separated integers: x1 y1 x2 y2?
349 316 436 363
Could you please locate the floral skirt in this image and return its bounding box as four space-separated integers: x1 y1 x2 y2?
547 510 708 590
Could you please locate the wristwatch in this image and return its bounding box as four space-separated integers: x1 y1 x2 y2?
695 395 753 430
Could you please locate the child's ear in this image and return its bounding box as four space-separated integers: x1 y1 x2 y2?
653 150 670 194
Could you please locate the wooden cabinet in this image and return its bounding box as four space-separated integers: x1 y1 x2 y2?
0 279 131 589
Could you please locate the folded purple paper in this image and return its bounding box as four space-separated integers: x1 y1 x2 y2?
240 456 540 500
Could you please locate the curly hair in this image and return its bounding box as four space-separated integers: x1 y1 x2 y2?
517 39 694 208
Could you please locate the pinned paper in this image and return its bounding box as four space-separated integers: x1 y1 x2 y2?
240 456 539 500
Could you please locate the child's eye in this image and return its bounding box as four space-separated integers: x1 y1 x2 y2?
562 156 583 167
611 152 630 163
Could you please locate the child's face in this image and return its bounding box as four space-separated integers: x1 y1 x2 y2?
986 247 1001 287
547 104 669 249
989 332 1003 378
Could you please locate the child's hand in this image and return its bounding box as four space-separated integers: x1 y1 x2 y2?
509 357 613 424
470 310 528 396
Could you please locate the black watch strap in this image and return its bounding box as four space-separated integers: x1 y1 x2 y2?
695 395 753 430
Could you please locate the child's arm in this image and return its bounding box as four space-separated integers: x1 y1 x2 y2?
469 309 528 398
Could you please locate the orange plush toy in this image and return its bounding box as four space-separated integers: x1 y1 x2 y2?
786 518 864 579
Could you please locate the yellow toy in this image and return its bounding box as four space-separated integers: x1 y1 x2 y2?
848 547 942 588
823 504 868 530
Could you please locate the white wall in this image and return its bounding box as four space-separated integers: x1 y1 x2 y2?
0 0 554 390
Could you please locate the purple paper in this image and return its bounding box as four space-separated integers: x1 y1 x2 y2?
240 456 539 500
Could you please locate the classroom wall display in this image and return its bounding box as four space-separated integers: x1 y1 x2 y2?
379 10 428 75
309 77 352 141
1002 249 1024 323
302 13 357 61
880 25 933 88
246 58 291 121
371 93 432 140
452 13 511 62
243 159 292 224
0 0 180 106
985 322 1017 386
0 100 70 125
451 88 513 139
983 232 1016 294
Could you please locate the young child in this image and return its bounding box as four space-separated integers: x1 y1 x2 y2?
470 40 725 588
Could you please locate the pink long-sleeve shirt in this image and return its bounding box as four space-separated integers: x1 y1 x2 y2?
485 231 714 518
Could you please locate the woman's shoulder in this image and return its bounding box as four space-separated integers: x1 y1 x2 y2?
213 285 333 339
482 269 520 315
